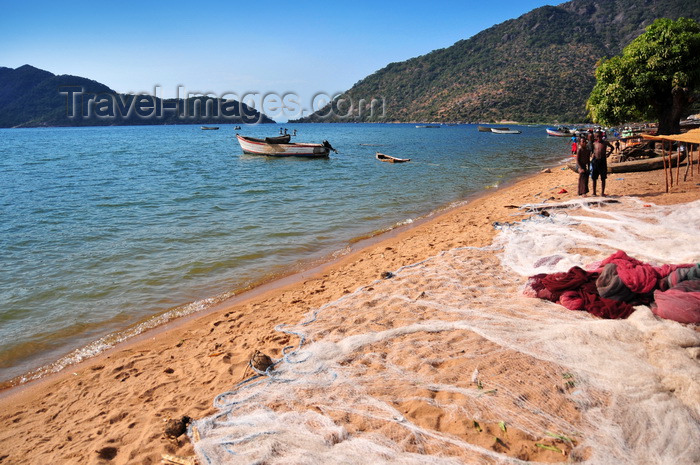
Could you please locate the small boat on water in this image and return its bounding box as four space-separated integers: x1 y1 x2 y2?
490 127 522 134
376 152 410 163
236 134 336 158
546 126 572 137
416 125 440 128
201 126 219 130
234 126 241 130
478 125 521 134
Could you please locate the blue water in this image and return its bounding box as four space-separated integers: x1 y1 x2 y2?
0 123 569 383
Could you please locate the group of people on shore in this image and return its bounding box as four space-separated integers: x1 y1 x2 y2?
574 130 614 197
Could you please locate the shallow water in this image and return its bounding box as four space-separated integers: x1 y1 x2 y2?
0 123 568 382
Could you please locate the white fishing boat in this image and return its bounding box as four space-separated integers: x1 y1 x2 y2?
490 127 522 134
546 126 572 137
236 134 336 158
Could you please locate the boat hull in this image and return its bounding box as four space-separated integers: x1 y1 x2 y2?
567 153 687 174
236 135 330 158
376 152 410 163
546 128 570 137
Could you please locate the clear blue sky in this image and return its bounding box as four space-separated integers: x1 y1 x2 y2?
1 0 555 120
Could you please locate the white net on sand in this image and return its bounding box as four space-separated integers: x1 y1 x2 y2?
191 198 700 465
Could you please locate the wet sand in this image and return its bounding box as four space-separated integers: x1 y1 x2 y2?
0 160 697 465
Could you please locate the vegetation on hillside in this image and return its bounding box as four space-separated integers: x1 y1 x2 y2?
587 17 700 134
0 65 274 128
294 0 700 124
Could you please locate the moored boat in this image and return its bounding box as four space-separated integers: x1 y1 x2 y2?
201 126 219 130
376 152 410 163
491 127 522 134
607 152 687 173
546 126 572 137
416 125 440 128
236 134 336 158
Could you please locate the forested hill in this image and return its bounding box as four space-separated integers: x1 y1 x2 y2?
294 0 700 124
0 65 274 127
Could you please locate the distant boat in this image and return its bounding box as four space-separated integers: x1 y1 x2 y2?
416 125 440 128
234 126 241 130
490 127 522 134
201 126 219 130
546 127 572 137
478 125 521 134
376 152 410 163
236 134 336 158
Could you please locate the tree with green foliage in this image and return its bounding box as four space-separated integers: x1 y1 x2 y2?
587 17 700 135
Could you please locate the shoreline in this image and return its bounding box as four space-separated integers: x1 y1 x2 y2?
0 160 697 464
0 121 560 385
0 155 562 390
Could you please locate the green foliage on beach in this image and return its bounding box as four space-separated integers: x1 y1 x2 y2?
0 65 274 128
587 17 700 134
294 0 700 124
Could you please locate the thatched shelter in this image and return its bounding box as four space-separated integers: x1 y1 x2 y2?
642 128 700 191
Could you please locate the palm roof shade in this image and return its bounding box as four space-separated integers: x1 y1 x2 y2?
641 128 699 192
642 128 700 144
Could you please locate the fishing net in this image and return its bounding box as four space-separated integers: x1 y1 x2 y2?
191 198 700 464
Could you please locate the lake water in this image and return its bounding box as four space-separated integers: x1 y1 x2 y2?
0 123 569 383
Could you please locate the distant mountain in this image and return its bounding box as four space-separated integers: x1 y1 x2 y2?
294 0 700 124
0 65 275 127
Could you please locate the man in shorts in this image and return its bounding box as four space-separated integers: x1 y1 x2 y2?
591 133 613 196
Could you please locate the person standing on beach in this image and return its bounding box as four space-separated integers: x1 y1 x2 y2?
576 137 591 196
592 133 613 196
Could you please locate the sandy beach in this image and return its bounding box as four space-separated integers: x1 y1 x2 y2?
0 159 698 465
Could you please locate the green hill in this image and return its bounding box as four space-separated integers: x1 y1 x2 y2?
0 65 274 127
294 0 700 123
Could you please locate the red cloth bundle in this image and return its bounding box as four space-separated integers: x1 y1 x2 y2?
526 251 697 321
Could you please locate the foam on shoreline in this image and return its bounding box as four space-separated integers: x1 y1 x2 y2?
0 159 558 388
0 161 697 464
192 197 700 464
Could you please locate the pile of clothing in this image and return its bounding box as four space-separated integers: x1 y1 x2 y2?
525 251 700 323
